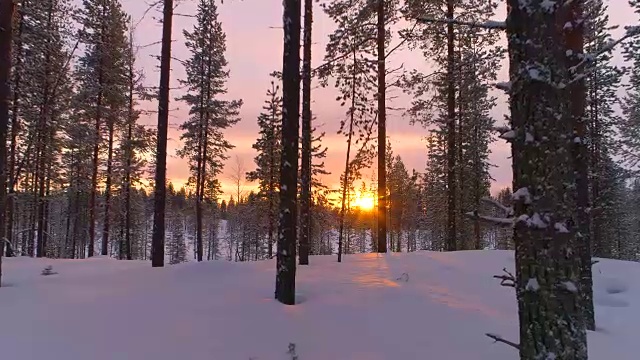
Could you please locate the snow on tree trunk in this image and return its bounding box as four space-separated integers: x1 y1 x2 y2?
506 1 588 359
275 0 301 305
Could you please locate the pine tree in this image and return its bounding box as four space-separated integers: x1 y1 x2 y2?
178 0 241 263
76 0 130 257
247 72 282 259
19 0 75 258
620 0 640 169
408 0 500 252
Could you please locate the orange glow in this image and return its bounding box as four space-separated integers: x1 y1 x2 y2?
352 192 376 211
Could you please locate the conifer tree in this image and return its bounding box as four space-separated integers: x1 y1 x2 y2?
248 72 282 259
621 0 640 169
19 0 75 258
408 0 500 251
76 0 130 257
178 0 241 262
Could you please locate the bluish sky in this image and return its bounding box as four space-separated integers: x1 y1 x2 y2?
121 0 636 198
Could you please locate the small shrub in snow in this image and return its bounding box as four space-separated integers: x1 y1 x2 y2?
287 343 298 360
41 266 57 276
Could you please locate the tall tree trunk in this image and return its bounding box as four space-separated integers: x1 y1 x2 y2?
445 0 457 252
267 99 278 259
567 3 595 332
376 0 387 253
102 118 115 256
124 51 134 261
275 0 301 305
151 0 174 268
89 8 107 258
7 0 27 257
0 0 16 285
507 1 588 359
338 48 357 264
299 0 313 266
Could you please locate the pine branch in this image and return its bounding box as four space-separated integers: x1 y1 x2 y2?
480 197 512 215
313 36 377 74
569 25 640 74
415 17 506 30
485 333 520 350
464 211 513 227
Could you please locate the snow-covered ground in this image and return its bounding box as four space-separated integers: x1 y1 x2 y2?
0 251 638 359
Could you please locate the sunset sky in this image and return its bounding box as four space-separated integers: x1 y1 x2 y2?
121 0 636 199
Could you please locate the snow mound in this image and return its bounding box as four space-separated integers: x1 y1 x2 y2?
1 251 639 360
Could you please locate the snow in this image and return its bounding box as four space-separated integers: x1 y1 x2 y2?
526 278 540 291
562 281 578 293
499 130 516 140
512 187 532 204
481 20 506 29
1 251 639 359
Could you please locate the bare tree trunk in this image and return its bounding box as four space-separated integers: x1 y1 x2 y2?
124 44 135 261
338 48 357 263
89 8 107 258
566 3 594 331
102 118 115 256
0 0 16 285
275 0 301 305
445 0 457 252
376 0 387 253
7 1 27 257
299 0 313 266
151 0 174 268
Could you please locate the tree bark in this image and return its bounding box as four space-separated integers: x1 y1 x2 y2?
507 1 588 359
376 0 387 253
445 0 457 252
299 0 313 266
151 0 174 268
565 1 595 332
275 0 301 305
102 118 115 256
0 0 16 284
338 49 357 263
7 0 27 257
89 5 108 258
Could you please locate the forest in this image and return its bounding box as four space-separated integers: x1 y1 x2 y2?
1 0 640 359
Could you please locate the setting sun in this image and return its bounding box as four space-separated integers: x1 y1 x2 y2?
353 193 376 211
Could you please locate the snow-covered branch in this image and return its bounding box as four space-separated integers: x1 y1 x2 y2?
480 197 513 216
494 81 512 93
415 17 506 30
486 333 520 350
464 211 514 227
569 25 640 74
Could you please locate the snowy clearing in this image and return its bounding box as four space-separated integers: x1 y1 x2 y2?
1 251 638 360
